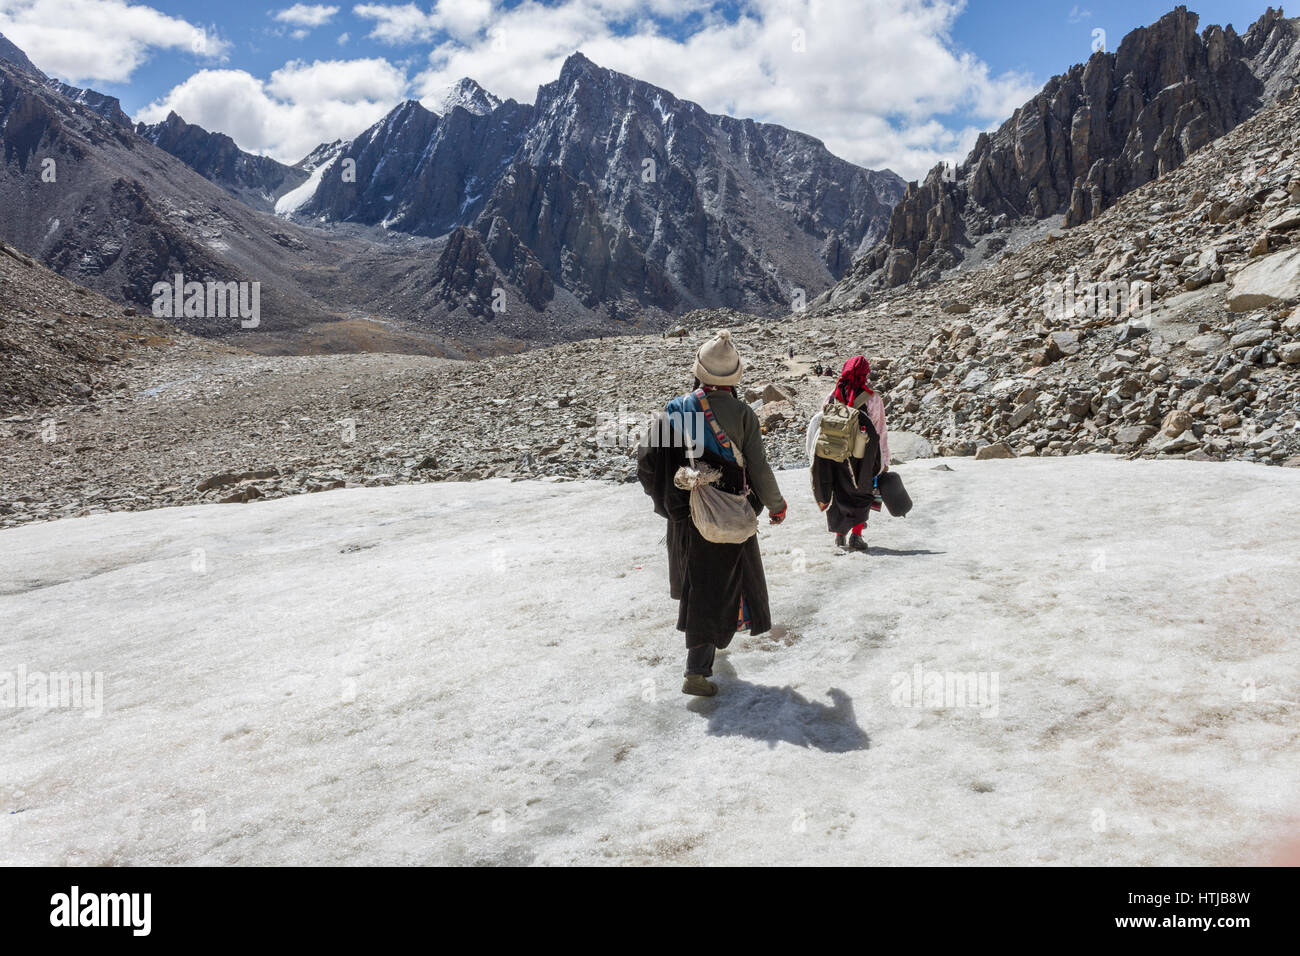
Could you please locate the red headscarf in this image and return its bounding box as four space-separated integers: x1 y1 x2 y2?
831 356 873 406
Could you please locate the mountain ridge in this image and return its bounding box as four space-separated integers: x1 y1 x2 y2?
134 111 309 213
293 51 905 319
826 5 1300 306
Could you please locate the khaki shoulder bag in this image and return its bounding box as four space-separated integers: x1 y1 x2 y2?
673 390 758 544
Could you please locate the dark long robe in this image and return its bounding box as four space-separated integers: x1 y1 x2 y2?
637 413 773 645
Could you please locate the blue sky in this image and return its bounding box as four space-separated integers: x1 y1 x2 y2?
0 1 1270 177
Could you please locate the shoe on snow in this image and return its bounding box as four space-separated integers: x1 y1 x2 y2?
682 674 718 697
834 533 847 549
847 534 869 553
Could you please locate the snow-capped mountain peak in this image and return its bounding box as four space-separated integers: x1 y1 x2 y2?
435 78 503 117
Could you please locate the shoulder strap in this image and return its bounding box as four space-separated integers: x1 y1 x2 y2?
679 392 700 466
695 389 747 480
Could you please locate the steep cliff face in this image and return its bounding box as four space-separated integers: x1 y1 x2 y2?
136 112 308 212
835 6 1299 300
0 31 41 77
305 98 534 236
295 53 904 319
430 219 554 318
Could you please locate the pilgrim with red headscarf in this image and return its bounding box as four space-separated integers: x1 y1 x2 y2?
809 356 891 552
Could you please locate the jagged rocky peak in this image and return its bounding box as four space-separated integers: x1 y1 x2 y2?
0 31 44 78
47 79 132 128
0 32 131 128
295 139 346 172
294 51 903 323
833 4 1300 300
1245 6 1300 100
135 110 307 211
435 77 503 116
389 98 438 129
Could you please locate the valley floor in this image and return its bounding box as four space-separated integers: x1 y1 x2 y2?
1 455 1297 865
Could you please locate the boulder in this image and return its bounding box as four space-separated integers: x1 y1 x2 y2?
974 441 1014 460
1161 409 1195 437
1226 248 1300 312
1009 402 1037 429
761 382 794 404
1045 330 1080 359
197 472 238 492
888 431 934 463
1266 208 1300 232
1185 332 1227 355
1151 429 1200 454
1228 328 1271 349
758 400 793 427
1116 424 1157 445
1117 320 1150 342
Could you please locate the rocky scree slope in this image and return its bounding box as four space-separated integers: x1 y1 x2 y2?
0 304 924 528
0 236 230 414
834 86 1300 469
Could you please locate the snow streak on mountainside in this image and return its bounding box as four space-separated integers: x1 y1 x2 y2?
1 457 1296 864
275 143 346 216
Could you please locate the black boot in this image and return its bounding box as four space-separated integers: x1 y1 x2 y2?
847 533 868 552
834 533 846 549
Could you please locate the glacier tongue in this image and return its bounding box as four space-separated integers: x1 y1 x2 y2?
275 144 345 216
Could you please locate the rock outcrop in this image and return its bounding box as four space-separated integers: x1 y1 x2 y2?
848 84 1300 468
832 7 1300 299
431 219 555 317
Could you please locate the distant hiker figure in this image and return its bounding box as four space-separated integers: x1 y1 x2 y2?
638 330 788 697
808 356 890 553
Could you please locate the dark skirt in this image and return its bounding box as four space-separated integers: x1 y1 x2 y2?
668 518 772 647
815 456 878 534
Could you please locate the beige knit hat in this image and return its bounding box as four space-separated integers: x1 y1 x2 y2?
693 330 743 386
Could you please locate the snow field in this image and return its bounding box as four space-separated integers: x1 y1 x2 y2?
1 455 1297 864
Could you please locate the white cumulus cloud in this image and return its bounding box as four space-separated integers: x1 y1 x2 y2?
353 0 493 44
0 0 227 84
109 0 1039 181
135 58 408 163
274 4 340 29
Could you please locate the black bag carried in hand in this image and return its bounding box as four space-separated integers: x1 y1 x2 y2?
877 470 912 517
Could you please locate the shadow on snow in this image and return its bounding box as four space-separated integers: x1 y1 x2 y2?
689 658 870 753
